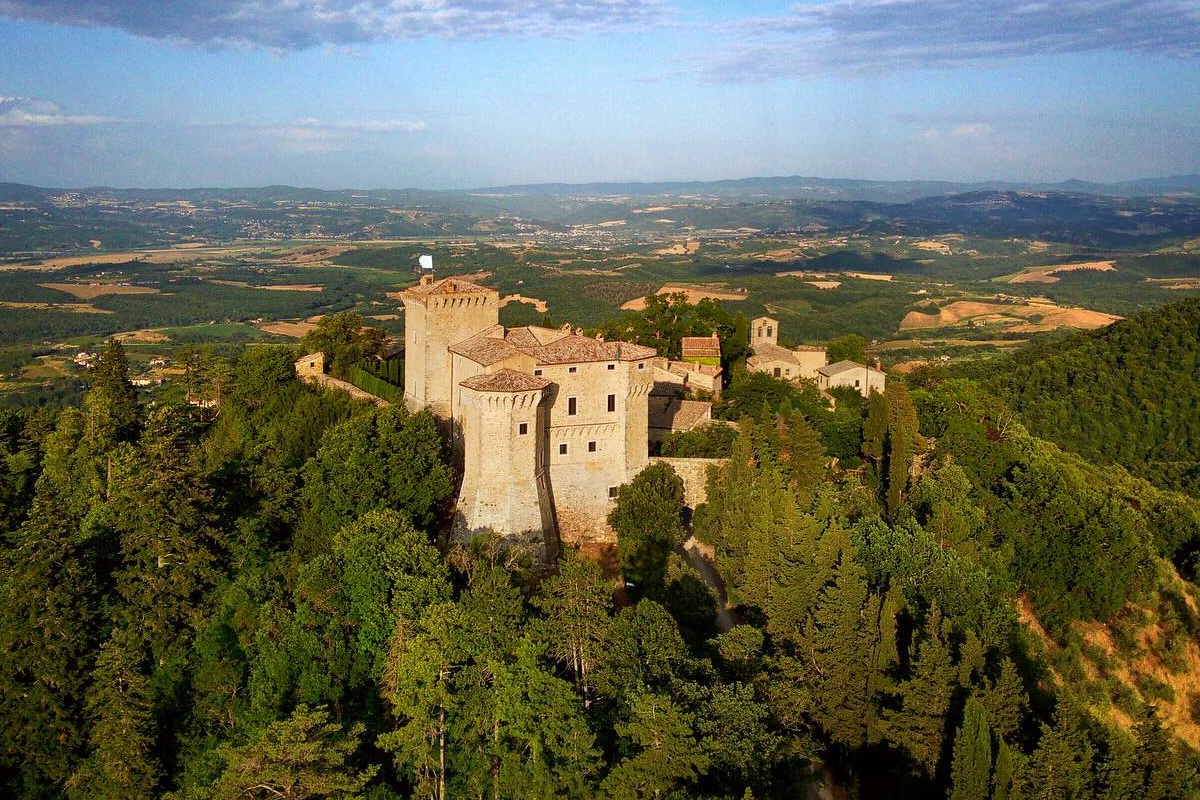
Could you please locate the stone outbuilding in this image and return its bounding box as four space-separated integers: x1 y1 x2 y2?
815 360 887 397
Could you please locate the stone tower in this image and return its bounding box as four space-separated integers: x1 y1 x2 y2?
453 369 556 560
751 315 779 348
401 276 500 417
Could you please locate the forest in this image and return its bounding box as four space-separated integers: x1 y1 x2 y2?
3 296 1200 799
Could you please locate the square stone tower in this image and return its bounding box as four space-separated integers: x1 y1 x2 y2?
401 276 500 417
751 315 779 348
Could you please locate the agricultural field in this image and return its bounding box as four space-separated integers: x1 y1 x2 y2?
2 184 1200 401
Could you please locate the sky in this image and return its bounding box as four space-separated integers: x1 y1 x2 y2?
1 0 1199 189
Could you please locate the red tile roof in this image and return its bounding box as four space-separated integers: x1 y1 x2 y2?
459 369 551 393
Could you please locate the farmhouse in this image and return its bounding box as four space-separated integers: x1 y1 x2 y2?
400 275 664 558
745 315 827 380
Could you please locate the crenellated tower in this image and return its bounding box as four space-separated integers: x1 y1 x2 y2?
400 275 499 417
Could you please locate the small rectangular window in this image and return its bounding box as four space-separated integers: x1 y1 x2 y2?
607 394 616 412
518 422 528 435
607 363 615 370
588 441 597 452
855 379 861 388
568 397 577 415
568 366 577 373
638 363 645 370
559 443 568 455
608 486 618 499
534 369 542 376
767 326 773 337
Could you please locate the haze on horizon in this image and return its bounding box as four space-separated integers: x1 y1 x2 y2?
1 0 1199 191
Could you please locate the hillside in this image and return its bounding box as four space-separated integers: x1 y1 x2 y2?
961 298 1200 496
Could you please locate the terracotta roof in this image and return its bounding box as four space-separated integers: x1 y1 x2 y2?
459 369 551 393
512 333 656 365
649 399 713 431
503 326 568 349
747 343 801 366
449 326 523 366
660 359 721 377
404 276 496 297
817 359 881 377
680 335 721 359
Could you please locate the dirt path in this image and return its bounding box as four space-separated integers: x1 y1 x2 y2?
681 536 735 633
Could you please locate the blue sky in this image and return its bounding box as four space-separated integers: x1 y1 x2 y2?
1 0 1198 189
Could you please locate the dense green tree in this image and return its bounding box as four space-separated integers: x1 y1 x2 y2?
594 293 732 361
886 606 958 779
69 629 158 800
301 311 386 378
85 338 140 448
110 406 226 665
0 478 102 796
299 406 452 557
827 334 867 365
948 698 991 800
191 705 377 800
1016 704 1095 800
608 462 687 597
532 551 612 703
602 694 709 799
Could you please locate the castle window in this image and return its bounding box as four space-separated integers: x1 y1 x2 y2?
607 394 616 412
568 366 577 373
518 422 528 435
767 326 773 337
559 443 568 456
568 397 577 415
588 441 597 452
608 486 618 499
607 363 615 370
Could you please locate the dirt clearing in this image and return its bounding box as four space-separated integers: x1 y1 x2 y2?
621 284 747 311
501 294 549 312
0 301 111 314
900 300 1121 333
39 282 161 299
260 321 318 338
1003 260 1117 284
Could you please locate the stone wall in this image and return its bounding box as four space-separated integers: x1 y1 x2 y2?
649 456 726 508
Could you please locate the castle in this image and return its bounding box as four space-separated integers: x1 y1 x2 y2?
400 274 661 557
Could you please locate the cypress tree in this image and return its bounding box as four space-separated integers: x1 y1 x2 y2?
887 605 958 778
948 697 992 800
69 629 158 800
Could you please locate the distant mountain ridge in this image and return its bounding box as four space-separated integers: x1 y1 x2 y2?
474 174 1200 203
3 173 1199 206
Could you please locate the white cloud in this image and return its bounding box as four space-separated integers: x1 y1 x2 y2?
0 96 120 126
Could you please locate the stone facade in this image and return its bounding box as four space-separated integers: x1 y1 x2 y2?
816 360 887 397
401 275 659 557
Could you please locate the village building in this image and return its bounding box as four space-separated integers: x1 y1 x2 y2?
745 315 827 380
815 360 887 397
680 333 721 364
400 275 663 557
